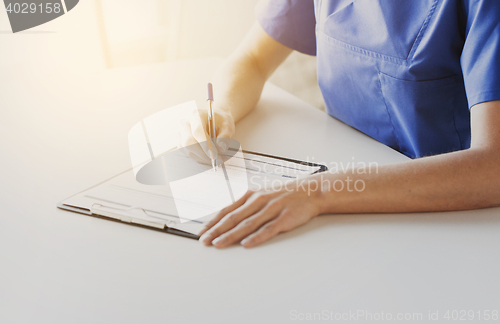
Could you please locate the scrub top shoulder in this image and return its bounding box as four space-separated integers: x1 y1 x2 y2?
256 0 500 158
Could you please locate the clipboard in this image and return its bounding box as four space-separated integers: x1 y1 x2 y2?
57 150 328 240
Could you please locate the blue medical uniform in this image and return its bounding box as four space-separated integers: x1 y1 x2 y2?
256 0 500 158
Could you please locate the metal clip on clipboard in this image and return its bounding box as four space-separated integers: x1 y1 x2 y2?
90 203 177 229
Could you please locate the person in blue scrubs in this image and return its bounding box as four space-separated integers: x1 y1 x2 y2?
177 0 500 248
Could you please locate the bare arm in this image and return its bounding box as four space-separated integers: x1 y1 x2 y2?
176 22 292 162
316 100 500 214
199 100 500 248
211 22 292 122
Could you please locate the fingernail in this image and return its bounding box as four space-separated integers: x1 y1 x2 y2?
241 238 251 247
200 233 212 245
212 237 225 247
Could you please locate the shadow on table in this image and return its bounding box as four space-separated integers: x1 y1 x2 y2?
256 206 500 248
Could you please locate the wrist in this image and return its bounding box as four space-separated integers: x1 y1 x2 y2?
296 173 333 216
308 172 348 215
315 176 333 215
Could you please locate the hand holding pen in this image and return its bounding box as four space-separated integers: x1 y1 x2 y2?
176 83 236 166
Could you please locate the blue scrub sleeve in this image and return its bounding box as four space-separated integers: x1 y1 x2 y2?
255 0 317 55
461 0 500 108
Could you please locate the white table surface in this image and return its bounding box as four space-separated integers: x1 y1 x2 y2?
2 38 500 324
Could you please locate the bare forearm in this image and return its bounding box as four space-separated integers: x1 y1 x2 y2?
211 53 266 122
211 22 292 123
316 148 500 214
199 101 500 248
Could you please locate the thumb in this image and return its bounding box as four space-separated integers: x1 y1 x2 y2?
216 125 234 153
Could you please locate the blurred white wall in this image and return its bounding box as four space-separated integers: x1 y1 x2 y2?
0 0 324 110
99 0 259 66
98 0 324 110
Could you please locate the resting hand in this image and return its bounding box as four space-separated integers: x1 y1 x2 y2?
198 183 325 248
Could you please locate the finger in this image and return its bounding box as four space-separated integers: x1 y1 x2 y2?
216 137 231 153
240 217 284 248
185 149 210 165
200 191 276 246
203 200 266 245
215 121 235 153
199 192 267 246
198 190 254 238
211 198 284 249
181 142 211 164
180 144 211 164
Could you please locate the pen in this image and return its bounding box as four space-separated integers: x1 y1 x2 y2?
207 83 217 171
